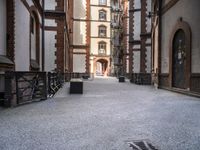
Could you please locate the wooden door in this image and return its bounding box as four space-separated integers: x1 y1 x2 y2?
172 29 186 89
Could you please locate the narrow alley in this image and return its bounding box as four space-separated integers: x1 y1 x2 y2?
0 78 200 150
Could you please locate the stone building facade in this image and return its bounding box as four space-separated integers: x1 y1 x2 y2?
122 0 130 76
152 0 200 95
0 0 70 72
129 0 152 84
90 0 111 76
0 0 44 72
70 0 89 73
70 0 111 76
0 0 70 99
44 0 70 72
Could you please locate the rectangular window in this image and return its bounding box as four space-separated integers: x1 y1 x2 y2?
99 0 106 5
99 11 106 20
99 26 106 37
98 42 106 55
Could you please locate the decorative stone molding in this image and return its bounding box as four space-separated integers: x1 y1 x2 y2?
169 18 191 89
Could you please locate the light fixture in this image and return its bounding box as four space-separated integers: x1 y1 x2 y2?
147 10 159 18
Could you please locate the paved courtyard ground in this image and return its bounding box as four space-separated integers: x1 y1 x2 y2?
0 77 200 150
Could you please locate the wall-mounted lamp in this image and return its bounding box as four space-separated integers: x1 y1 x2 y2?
147 10 159 18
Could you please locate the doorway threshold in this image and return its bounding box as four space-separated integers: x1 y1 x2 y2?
159 86 200 98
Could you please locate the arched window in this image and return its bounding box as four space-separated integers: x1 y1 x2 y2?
98 41 106 55
99 0 106 5
30 7 40 71
99 10 106 21
99 25 107 37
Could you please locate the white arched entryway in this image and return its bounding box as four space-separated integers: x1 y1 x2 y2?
94 58 110 77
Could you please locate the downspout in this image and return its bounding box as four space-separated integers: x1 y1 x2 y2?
42 0 45 71
158 0 162 87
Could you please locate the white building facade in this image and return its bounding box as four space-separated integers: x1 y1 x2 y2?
90 0 111 76
71 0 112 76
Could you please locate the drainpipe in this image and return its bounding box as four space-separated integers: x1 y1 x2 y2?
158 0 162 87
42 0 45 71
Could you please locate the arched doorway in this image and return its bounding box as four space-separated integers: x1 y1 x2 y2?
95 59 108 76
172 29 186 88
169 19 191 89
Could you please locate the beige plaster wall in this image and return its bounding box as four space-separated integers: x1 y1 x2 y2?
161 0 200 73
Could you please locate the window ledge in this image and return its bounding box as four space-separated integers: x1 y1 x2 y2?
0 55 14 65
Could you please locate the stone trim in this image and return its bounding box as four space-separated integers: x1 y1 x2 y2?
73 52 87 55
20 0 30 13
128 0 134 74
122 0 129 74
191 74 200 94
68 0 74 72
162 0 180 15
169 18 191 89
54 0 65 72
140 0 147 73
91 36 111 39
72 45 89 49
159 73 170 88
32 0 43 15
90 5 110 8
44 26 57 31
29 6 41 71
86 0 90 73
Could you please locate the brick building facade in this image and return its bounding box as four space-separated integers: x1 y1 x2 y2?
0 0 70 100
70 0 112 76
44 0 70 72
0 0 70 73
129 0 152 84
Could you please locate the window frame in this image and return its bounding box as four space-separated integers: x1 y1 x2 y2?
98 41 107 55
99 0 107 6
98 25 107 37
30 16 34 34
99 9 107 21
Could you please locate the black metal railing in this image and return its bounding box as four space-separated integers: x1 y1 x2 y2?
3 71 47 107
0 73 5 106
130 73 152 85
1 71 94 107
48 72 64 97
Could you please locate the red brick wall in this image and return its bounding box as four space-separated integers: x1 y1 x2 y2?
55 0 65 72
67 0 74 72
86 0 90 73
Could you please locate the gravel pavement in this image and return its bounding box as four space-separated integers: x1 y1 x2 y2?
0 77 200 150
